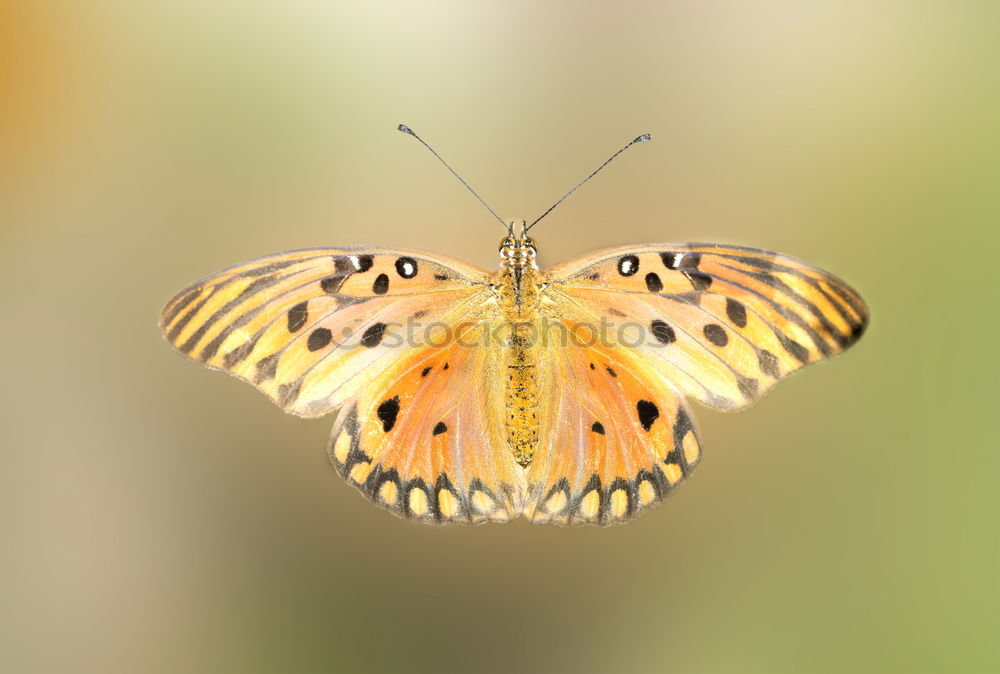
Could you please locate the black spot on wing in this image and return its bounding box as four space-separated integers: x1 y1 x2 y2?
360 322 387 348
307 328 333 351
421 366 432 377
591 421 605 434
320 275 346 294
372 273 390 295
782 337 810 364
254 354 279 384
645 272 663 292
737 375 759 400
377 396 401 432
333 257 355 274
617 255 639 276
287 301 309 333
395 257 418 278
725 298 747 328
432 421 447 436
661 251 701 270
683 271 713 291
650 320 676 344
758 350 781 378
277 380 302 407
636 400 659 431
703 324 728 347
356 255 374 272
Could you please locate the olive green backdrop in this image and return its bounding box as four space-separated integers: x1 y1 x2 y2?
5 1 999 672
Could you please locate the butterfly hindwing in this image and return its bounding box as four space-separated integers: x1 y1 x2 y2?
525 327 701 525
327 322 524 524
546 243 868 411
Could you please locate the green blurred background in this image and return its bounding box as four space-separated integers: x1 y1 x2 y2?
4 1 999 672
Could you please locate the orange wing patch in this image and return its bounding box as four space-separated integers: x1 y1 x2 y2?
327 325 524 524
525 325 701 525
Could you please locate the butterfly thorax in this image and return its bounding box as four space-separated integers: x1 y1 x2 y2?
497 234 543 468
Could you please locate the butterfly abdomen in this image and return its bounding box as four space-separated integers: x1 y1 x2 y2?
499 268 542 468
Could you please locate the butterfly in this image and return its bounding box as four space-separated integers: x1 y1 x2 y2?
160 126 868 525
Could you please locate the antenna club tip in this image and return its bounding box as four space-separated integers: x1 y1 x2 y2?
635 133 652 143
397 124 415 135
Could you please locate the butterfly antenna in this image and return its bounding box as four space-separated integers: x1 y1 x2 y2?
525 133 652 233
397 124 508 231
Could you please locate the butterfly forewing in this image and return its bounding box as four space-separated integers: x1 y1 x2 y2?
546 243 868 412
159 248 491 418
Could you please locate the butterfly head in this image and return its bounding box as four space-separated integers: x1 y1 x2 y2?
499 221 538 269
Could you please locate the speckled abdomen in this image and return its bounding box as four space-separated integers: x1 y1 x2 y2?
505 322 540 467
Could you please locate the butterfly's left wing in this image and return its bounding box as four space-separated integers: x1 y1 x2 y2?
160 248 490 418
161 247 526 523
544 243 868 411
524 242 867 525
327 319 527 524
525 332 701 525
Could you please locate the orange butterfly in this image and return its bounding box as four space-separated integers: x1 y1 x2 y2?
160 126 868 525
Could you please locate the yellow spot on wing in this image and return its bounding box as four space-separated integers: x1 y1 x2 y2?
349 462 372 484
580 490 600 519
610 489 628 518
682 430 700 465
438 489 459 518
471 490 495 514
638 480 656 505
544 491 567 514
332 433 351 464
663 463 682 484
378 481 398 505
408 488 429 516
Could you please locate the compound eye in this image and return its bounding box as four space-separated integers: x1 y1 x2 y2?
498 236 515 252
523 236 537 251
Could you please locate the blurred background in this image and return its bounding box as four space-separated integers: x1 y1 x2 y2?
4 1 999 672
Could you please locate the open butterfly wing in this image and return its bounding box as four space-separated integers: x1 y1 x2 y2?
546 243 868 411
525 332 701 525
327 322 524 524
160 248 490 417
